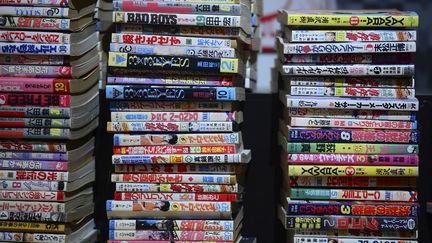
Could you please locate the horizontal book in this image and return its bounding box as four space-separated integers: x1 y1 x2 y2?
289 86 415 99
277 37 416 54
111 150 251 164
283 76 414 88
281 214 417 232
0 5 95 18
106 200 237 219
109 219 238 231
293 237 416 243
110 43 237 59
113 132 242 146
115 183 239 193
107 121 238 133
113 144 241 155
108 52 245 76
117 24 251 44
281 126 419 143
105 86 245 101
113 12 251 34
111 111 243 123
284 29 417 42
278 64 415 77
281 53 413 65
108 229 236 241
278 10 419 28
286 117 416 130
287 108 415 121
287 165 418 177
110 101 238 112
111 173 237 184
107 75 241 87
286 153 418 166
113 192 239 202
283 198 418 217
288 176 417 188
281 95 419 111
288 188 417 202
0 14 95 31
114 164 244 175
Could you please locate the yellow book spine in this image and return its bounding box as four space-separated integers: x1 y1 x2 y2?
0 221 66 233
286 14 419 28
288 165 418 177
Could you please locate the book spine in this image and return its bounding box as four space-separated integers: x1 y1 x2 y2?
0 180 66 191
0 54 67 65
286 201 418 217
293 238 417 243
0 151 67 161
111 153 244 164
112 33 234 48
21 233 67 243
290 87 415 99
110 43 236 58
109 230 234 241
285 13 419 28
0 43 70 55
0 106 70 118
284 53 413 64
286 96 419 111
0 191 65 201
109 219 234 231
105 86 243 101
113 1 242 15
0 93 70 107
289 176 417 188
111 111 239 122
0 128 70 139
110 101 233 112
289 117 416 130
0 201 65 213
107 76 234 86
114 192 238 202
113 145 237 155
108 52 240 74
113 133 240 146
114 164 238 174
290 188 417 202
287 77 413 88
0 6 68 17
0 211 65 222
0 0 68 7
0 118 70 128
115 183 238 193
0 170 68 181
117 24 241 38
0 160 68 171
0 78 70 93
287 143 418 154
0 65 72 78
0 30 70 43
287 128 418 143
287 154 419 166
106 200 232 213
107 122 235 133
0 232 24 242
291 228 417 239
113 12 243 28
288 165 418 177
281 64 415 76
0 16 71 30
290 30 417 42
287 108 415 121
0 220 65 233
285 216 417 231
111 174 235 184
283 42 416 54
0 142 66 152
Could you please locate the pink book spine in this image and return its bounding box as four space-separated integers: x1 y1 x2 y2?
287 154 418 166
0 77 70 93
0 65 71 77
0 93 71 107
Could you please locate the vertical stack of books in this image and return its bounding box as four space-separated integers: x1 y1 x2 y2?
0 0 100 242
276 10 419 242
105 0 253 242
96 0 114 89
245 0 262 91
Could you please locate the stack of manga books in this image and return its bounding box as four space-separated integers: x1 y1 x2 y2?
276 10 419 243
105 0 253 242
0 0 100 242
244 0 262 91
95 0 114 88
